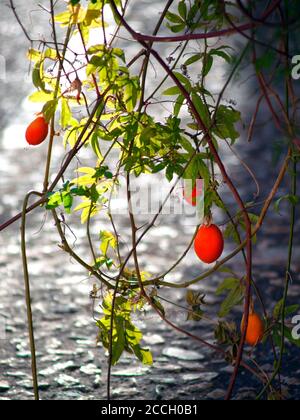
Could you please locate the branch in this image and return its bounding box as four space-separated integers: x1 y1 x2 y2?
131 22 255 43
21 191 43 400
9 0 32 43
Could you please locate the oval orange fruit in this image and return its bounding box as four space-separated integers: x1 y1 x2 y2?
184 183 203 206
194 224 224 264
25 116 49 146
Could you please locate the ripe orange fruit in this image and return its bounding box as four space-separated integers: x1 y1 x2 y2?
194 224 224 264
241 312 265 347
184 182 203 206
25 116 49 146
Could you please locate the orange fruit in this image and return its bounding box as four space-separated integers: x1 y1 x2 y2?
25 116 49 146
184 182 203 206
194 224 224 264
241 312 265 347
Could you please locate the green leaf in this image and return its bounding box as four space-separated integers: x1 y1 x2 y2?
111 317 126 365
44 48 57 60
54 10 72 26
178 1 187 19
168 23 186 33
274 194 299 213
63 193 73 214
180 136 194 154
285 305 300 317
273 299 300 320
174 95 185 117
216 278 240 296
100 231 117 256
46 189 73 214
87 54 106 76
184 154 210 190
97 293 153 367
32 61 50 93
151 297 165 317
203 54 214 77
123 77 139 112
162 86 182 96
46 191 63 210
166 165 174 181
60 98 72 129
211 49 232 63
87 44 106 55
133 346 153 365
28 91 53 103
191 92 210 127
184 54 202 66
27 48 42 63
74 200 99 224
173 71 192 91
224 212 258 245
218 284 244 318
91 133 103 160
214 105 241 143
165 11 184 24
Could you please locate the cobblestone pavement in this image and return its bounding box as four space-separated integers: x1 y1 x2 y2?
0 1 300 400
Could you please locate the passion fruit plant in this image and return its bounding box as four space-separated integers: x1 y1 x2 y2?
2 0 300 401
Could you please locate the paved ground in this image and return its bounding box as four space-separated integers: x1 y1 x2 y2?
0 0 300 400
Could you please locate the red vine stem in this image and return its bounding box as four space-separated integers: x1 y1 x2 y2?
110 0 281 44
